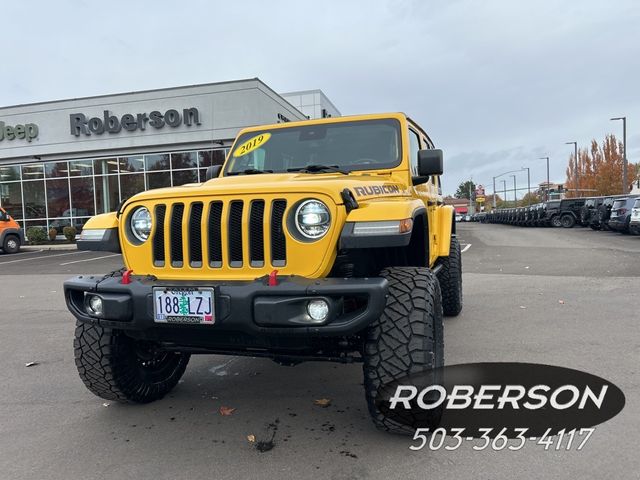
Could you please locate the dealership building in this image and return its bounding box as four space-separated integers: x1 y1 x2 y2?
0 79 341 233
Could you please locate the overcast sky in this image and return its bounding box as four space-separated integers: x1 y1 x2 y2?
2 0 638 195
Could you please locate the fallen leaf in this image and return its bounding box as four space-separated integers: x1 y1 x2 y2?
247 434 256 443
524 266 530 269
25 362 39 367
519 306 527 309
219 406 236 416
559 300 565 304
102 402 110 407
314 398 331 407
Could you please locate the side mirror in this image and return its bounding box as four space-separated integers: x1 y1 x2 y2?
205 165 222 181
412 149 443 185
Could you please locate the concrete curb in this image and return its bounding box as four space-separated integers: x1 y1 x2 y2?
22 244 78 252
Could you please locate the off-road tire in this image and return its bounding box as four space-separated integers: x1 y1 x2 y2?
74 320 190 403
435 236 462 316
550 215 562 228
363 267 444 434
3 235 20 254
560 214 576 228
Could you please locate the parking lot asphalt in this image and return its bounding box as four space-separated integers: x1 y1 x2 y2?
1 224 638 480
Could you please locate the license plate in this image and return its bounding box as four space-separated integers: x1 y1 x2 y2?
153 287 215 325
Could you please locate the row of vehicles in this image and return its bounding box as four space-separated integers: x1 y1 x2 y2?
484 194 640 234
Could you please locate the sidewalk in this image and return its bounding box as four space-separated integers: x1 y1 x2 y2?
22 243 78 252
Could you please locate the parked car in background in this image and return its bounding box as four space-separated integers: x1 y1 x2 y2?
49 208 91 231
609 196 640 233
546 198 586 228
541 200 561 227
629 198 640 235
581 197 604 228
593 196 624 231
0 207 24 254
455 214 463 222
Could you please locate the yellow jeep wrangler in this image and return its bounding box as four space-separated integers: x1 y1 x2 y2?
65 113 461 432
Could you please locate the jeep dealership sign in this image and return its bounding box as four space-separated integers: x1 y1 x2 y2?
69 107 202 136
0 121 39 142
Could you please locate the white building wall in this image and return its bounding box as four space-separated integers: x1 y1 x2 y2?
280 90 341 119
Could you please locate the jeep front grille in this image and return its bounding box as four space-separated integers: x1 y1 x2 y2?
152 199 287 269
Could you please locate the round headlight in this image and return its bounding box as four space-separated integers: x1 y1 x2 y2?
130 207 152 242
295 199 331 239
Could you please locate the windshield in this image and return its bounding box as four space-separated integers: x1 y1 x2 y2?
634 199 640 208
612 200 625 209
225 119 401 175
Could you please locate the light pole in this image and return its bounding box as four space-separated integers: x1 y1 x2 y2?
510 174 517 207
492 169 522 208
565 141 578 196
521 166 531 205
539 156 550 201
501 180 507 207
611 116 627 194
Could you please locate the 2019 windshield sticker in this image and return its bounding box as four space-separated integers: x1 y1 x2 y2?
232 133 271 157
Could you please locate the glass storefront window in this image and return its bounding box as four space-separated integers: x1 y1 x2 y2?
172 170 198 186
171 151 198 169
23 180 46 219
74 217 92 230
198 149 227 168
146 171 171 190
0 182 23 219
22 164 44 180
1 148 231 226
46 178 71 218
198 149 227 181
70 177 95 217
94 158 118 175
49 217 71 231
45 162 69 178
119 156 144 173
69 160 93 177
120 173 145 202
95 175 120 214
0 165 21 181
145 154 170 171
23 220 48 234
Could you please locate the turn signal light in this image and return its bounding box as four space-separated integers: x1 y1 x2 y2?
399 218 413 233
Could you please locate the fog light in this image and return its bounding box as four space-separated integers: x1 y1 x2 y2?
307 299 329 322
87 295 104 316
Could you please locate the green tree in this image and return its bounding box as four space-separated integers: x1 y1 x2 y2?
520 192 542 206
455 180 476 199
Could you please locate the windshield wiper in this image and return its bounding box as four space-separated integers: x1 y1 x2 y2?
227 168 274 176
287 164 348 175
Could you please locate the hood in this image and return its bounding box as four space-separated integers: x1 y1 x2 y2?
125 171 412 206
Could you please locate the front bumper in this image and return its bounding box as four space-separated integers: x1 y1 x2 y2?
64 273 388 343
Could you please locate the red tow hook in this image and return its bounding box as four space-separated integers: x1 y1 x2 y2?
268 269 279 287
121 269 133 285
